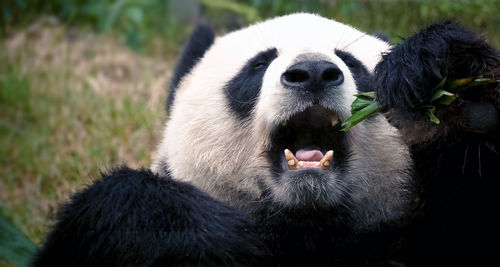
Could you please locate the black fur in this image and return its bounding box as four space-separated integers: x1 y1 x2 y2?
375 22 500 265
224 48 278 119
32 167 268 266
253 200 405 265
371 31 392 44
375 21 499 112
166 24 215 113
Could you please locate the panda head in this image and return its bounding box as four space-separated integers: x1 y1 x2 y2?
153 13 411 228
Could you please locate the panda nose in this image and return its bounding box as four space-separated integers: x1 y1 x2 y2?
281 60 344 92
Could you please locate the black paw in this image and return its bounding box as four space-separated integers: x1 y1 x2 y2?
375 22 499 112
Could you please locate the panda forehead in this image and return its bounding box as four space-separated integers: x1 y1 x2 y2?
222 14 360 49
202 13 389 74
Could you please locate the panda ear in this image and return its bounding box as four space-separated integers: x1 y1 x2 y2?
167 24 215 113
371 31 392 44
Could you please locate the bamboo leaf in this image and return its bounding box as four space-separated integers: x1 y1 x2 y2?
424 105 440 124
353 91 376 99
350 97 373 113
455 77 497 92
431 89 455 102
445 77 473 91
435 94 457 105
341 101 382 131
434 76 447 90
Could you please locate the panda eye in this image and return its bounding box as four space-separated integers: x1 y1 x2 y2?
247 48 278 71
252 61 268 70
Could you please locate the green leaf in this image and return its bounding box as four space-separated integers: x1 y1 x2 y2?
424 105 440 124
341 101 382 131
433 76 447 90
350 97 374 113
445 77 473 91
435 94 457 105
353 91 376 99
430 89 455 102
455 77 497 92
0 212 37 267
472 77 496 83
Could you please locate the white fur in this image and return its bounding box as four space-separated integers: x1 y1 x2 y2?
152 13 411 228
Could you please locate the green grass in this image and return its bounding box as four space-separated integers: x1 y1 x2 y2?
0 21 168 266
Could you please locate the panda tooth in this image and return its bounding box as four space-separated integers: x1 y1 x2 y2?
319 150 334 170
284 149 298 170
281 120 288 127
331 114 339 127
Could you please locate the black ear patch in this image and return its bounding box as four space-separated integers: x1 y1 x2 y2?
167 24 215 113
371 31 392 44
225 48 278 119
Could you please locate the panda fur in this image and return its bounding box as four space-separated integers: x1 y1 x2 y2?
33 13 500 266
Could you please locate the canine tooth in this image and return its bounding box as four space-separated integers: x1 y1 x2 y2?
281 120 288 126
284 149 298 170
319 150 334 170
331 114 339 127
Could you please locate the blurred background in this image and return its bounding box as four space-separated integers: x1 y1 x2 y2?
1 0 499 266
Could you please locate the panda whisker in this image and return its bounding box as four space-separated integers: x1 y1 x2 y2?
266 204 287 219
341 33 369 51
335 27 350 50
223 87 258 104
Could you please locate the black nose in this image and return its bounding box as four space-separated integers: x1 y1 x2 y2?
281 60 344 92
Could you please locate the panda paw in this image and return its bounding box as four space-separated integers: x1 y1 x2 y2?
374 22 500 142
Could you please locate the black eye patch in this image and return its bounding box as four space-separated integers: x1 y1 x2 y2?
334 49 374 92
224 48 278 119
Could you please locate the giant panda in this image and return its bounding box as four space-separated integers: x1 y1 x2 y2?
33 13 499 266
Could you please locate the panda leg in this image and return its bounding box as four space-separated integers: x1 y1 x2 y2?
32 166 268 266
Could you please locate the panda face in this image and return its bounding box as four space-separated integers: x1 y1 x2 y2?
154 13 412 227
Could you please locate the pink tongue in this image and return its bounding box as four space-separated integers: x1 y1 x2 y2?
295 149 324 161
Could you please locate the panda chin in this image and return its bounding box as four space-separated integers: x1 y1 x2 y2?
268 104 348 176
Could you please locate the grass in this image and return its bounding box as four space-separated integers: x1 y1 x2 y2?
0 18 169 264
1 1 499 266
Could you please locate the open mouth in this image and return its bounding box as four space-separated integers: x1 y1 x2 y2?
268 104 347 173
